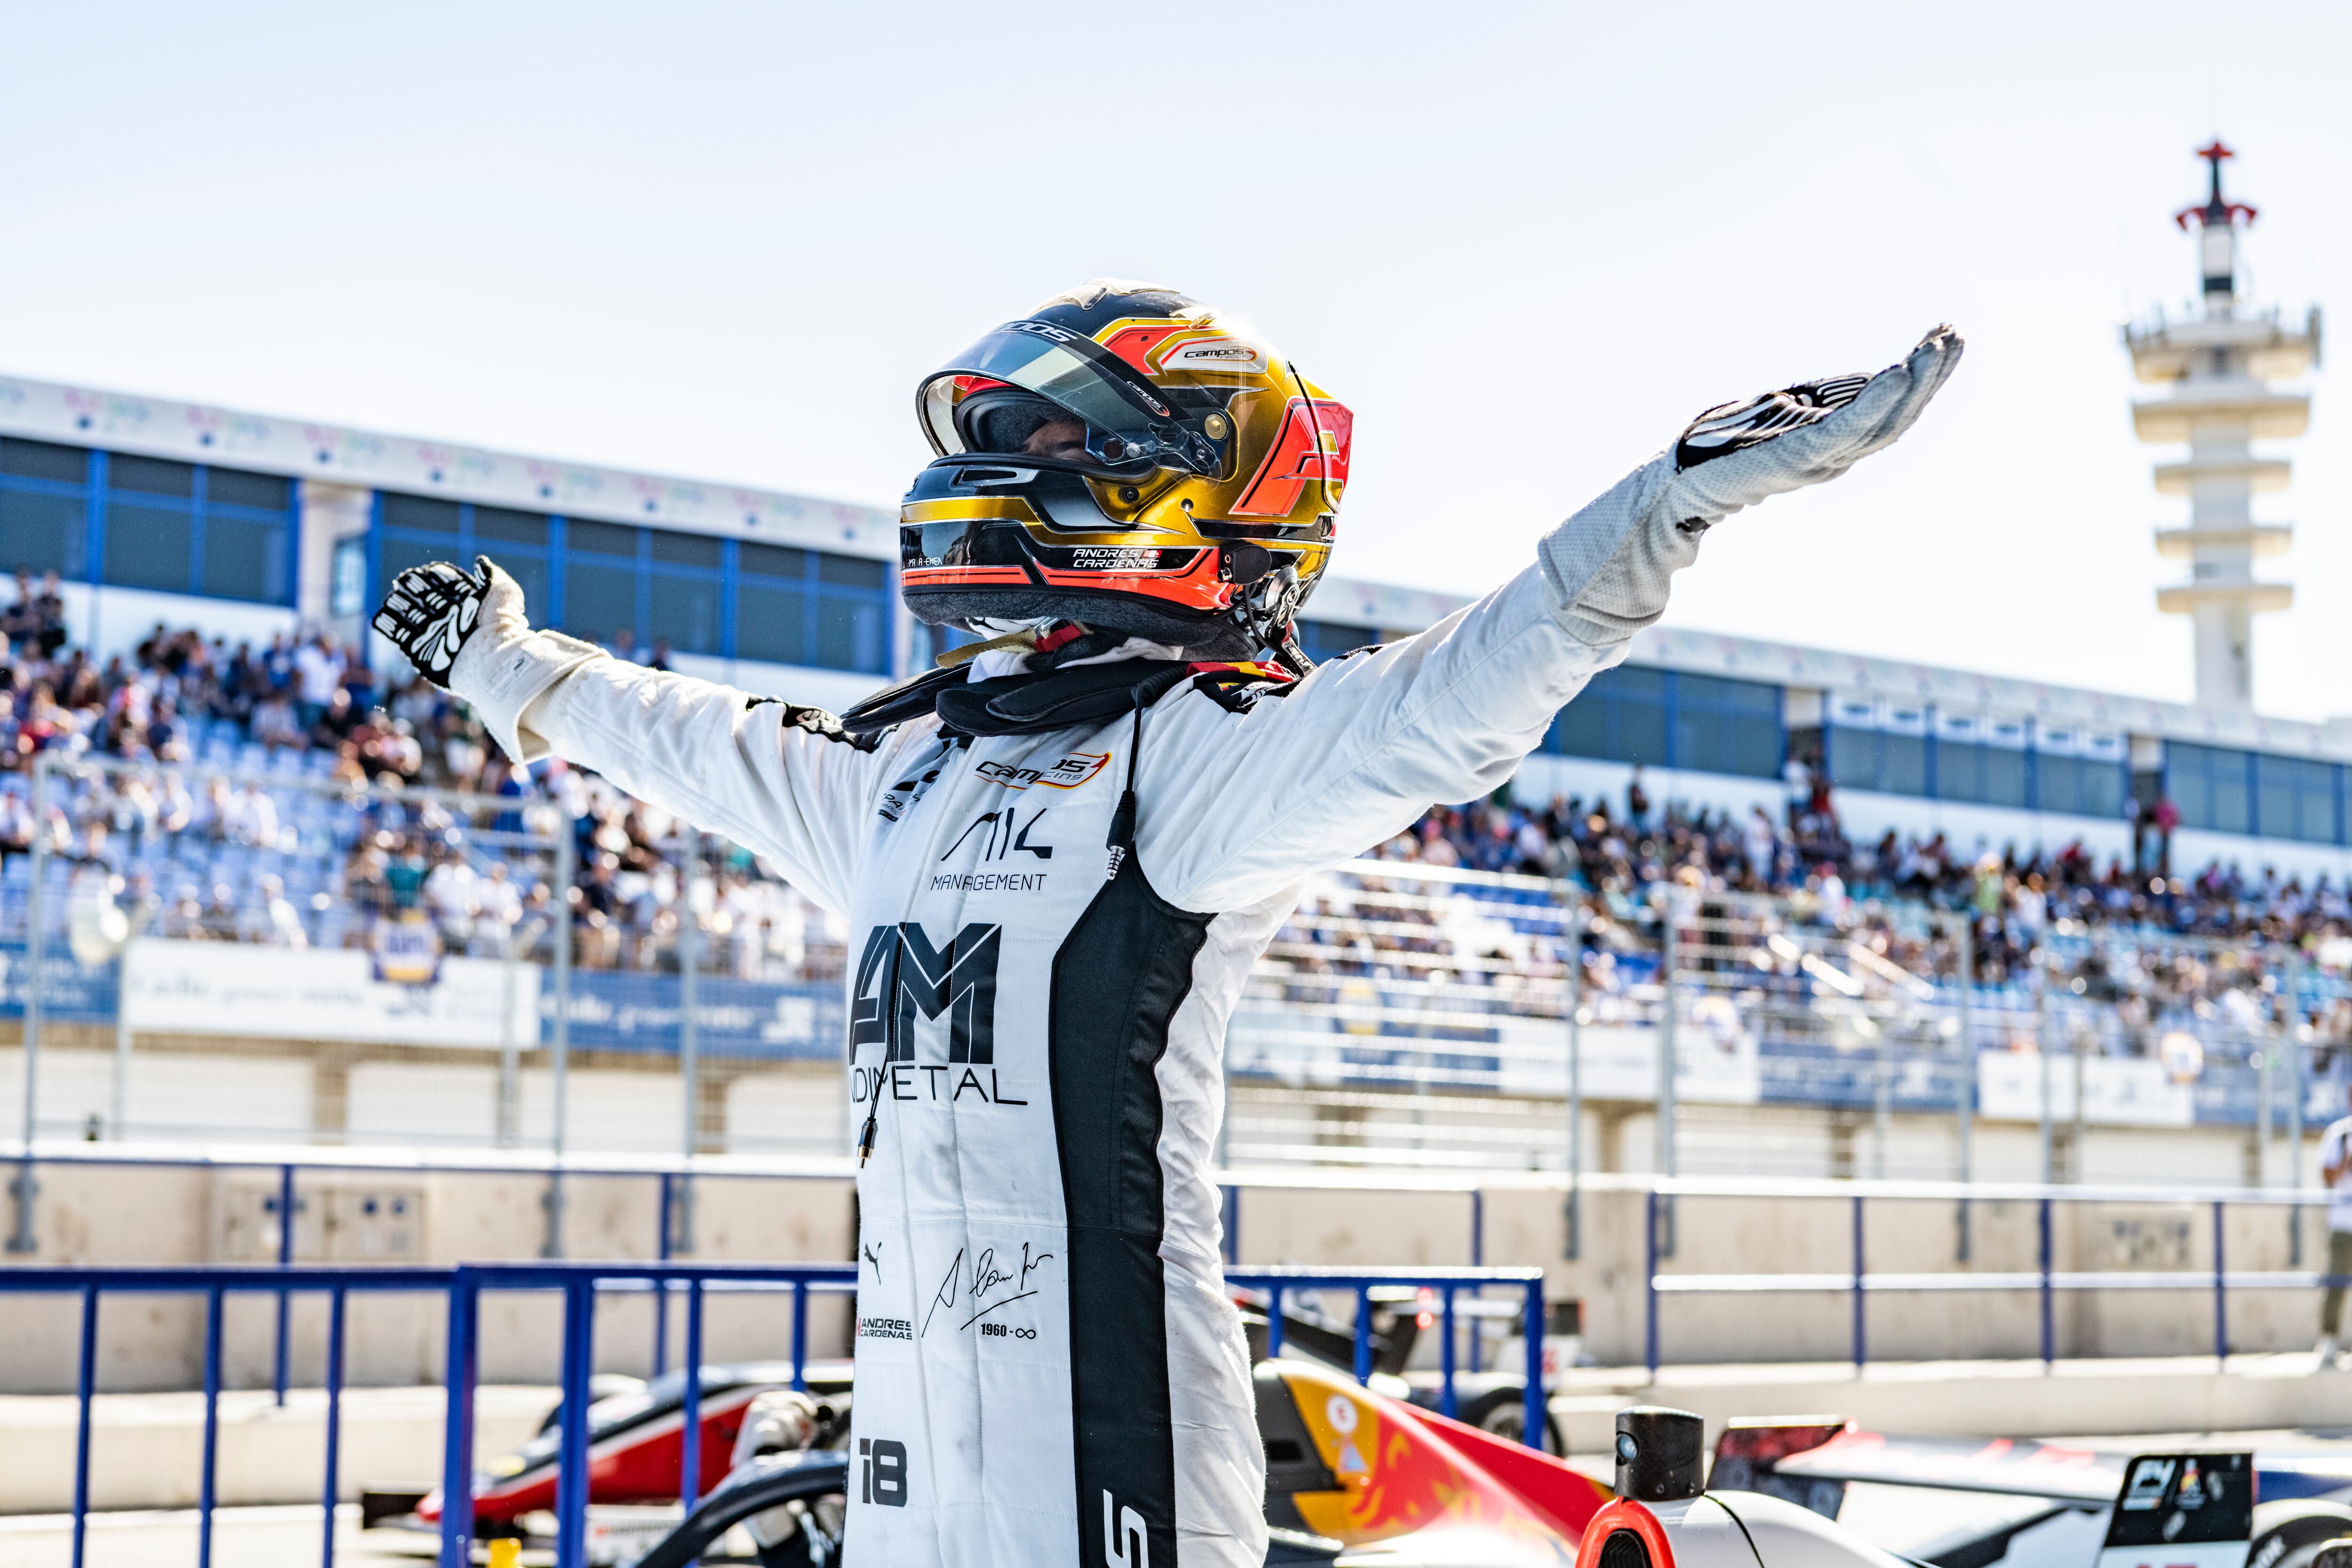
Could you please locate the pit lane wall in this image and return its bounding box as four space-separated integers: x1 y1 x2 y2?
0 1154 855 1398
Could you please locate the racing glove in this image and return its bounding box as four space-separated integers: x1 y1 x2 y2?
1539 325 1963 646
373 557 495 686
373 554 604 762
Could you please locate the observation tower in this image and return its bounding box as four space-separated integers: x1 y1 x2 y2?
2124 141 2322 712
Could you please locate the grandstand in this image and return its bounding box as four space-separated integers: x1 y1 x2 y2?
0 370 2347 1192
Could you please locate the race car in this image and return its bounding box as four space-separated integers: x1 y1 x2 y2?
378 1311 2352 1566
361 1360 853 1541
623 1372 2352 1568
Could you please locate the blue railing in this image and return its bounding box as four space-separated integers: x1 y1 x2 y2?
1 1146 857 1381
0 1264 457 1568
6 1256 1549 1568
1641 1178 2345 1376
434 1261 858 1568
6 1147 1519 1384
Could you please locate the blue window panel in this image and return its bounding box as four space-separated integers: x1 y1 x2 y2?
740 541 808 578
473 505 547 547
0 438 88 484
205 467 292 510
734 581 807 664
2032 752 2127 820
1982 745 2026 808
2254 753 2338 844
2169 742 2252 835
1826 725 1877 788
103 498 194 591
818 554 885 592
1674 673 1783 779
373 491 898 674
567 518 639 559
1552 665 1782 778
0 487 88 577
108 453 196 498
1879 732 1928 796
200 513 289 603
1598 666 1669 764
1677 673 1778 716
383 493 461 534
1673 706 1725 770
377 533 443 588
564 560 636 645
1550 693 1609 759
2034 752 2082 815
815 592 886 673
2076 762 2124 820
0 444 295 605
650 572 723 655
651 529 721 569
1722 721 1782 778
1939 740 1985 804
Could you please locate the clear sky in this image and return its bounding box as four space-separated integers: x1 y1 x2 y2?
3 2 2345 718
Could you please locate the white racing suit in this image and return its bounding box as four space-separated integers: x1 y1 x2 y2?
445 328 1958 1568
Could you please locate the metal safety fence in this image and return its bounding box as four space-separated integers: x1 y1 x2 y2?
1228 860 2352 1191
0 1258 1549 1568
7 749 2352 1218
1637 1174 2352 1378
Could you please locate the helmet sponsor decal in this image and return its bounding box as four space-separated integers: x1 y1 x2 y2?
1096 321 1194 373
1159 338 1266 374
1233 396 1354 517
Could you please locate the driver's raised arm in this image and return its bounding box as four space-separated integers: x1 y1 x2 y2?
1143 326 1963 913
373 557 897 914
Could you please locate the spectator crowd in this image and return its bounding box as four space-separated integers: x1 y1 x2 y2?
0 578 2344 994
1374 767 2352 960
0 593 840 981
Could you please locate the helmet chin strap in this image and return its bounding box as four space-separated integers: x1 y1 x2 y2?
934 622 1048 669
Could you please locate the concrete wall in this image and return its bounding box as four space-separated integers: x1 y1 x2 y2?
1 1161 855 1395
1227 1157 2332 1369
0 1117 2330 1394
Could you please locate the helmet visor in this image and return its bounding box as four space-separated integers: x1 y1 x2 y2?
917 323 1217 475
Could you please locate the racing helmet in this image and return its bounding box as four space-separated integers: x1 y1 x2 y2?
901 279 1352 660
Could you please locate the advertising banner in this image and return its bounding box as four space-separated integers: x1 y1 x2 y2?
119 937 539 1048
556 972 841 1060
0 942 118 1021
1977 1048 2194 1127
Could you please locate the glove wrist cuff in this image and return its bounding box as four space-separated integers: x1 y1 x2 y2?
1537 455 1684 647
451 628 605 764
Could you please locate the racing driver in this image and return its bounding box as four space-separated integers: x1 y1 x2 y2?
375 281 1961 1568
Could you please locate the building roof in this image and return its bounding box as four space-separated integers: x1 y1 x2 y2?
10 368 2341 764
0 371 897 559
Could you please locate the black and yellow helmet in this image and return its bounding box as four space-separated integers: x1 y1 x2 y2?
900 279 1351 659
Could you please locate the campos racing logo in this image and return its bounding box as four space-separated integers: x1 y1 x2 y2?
975 751 1110 791
1159 337 1264 374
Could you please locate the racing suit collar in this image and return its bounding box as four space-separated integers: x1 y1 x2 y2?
962 622 1187 681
